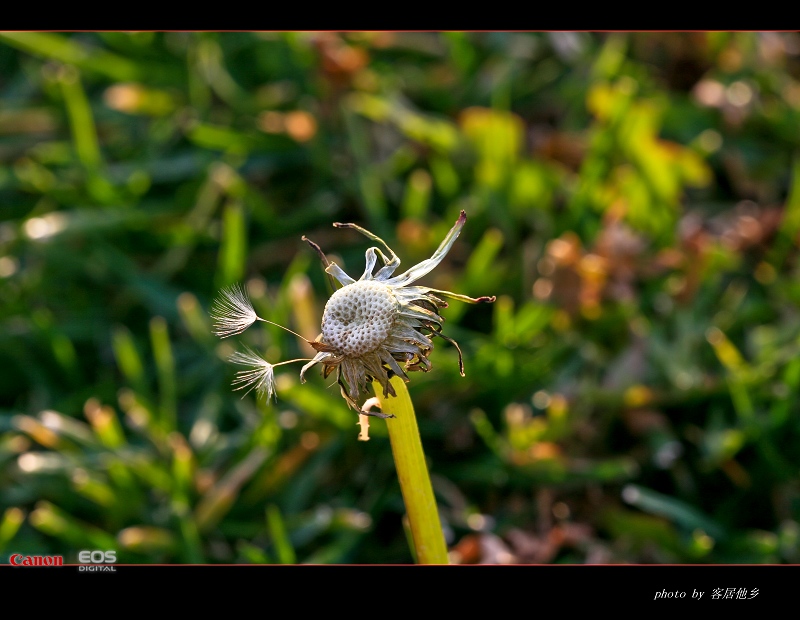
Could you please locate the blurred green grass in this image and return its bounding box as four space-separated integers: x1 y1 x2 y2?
2 32 800 564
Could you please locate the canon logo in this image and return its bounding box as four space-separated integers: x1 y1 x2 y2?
9 554 64 566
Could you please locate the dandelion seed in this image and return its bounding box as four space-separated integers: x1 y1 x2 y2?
211 283 314 342
228 347 317 403
229 347 276 401
211 283 259 338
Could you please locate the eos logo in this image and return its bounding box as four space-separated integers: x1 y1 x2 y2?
78 550 117 572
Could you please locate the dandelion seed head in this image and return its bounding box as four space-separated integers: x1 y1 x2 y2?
322 280 398 356
301 210 495 411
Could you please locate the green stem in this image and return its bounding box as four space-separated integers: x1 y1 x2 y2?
377 375 449 564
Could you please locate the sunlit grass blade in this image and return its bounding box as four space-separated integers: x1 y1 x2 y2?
267 504 296 564
0 32 142 81
217 200 247 289
150 317 177 432
0 508 25 556
112 326 148 397
29 501 118 550
194 447 268 533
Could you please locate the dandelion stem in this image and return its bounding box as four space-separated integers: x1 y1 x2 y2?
272 358 314 367
255 317 311 343
376 376 449 564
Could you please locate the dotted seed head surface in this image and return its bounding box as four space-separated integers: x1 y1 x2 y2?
322 280 398 356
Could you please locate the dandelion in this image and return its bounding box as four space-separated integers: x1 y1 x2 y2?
210 210 495 415
210 211 493 563
301 210 495 412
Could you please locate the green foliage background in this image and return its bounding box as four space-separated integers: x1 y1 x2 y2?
2 32 800 564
